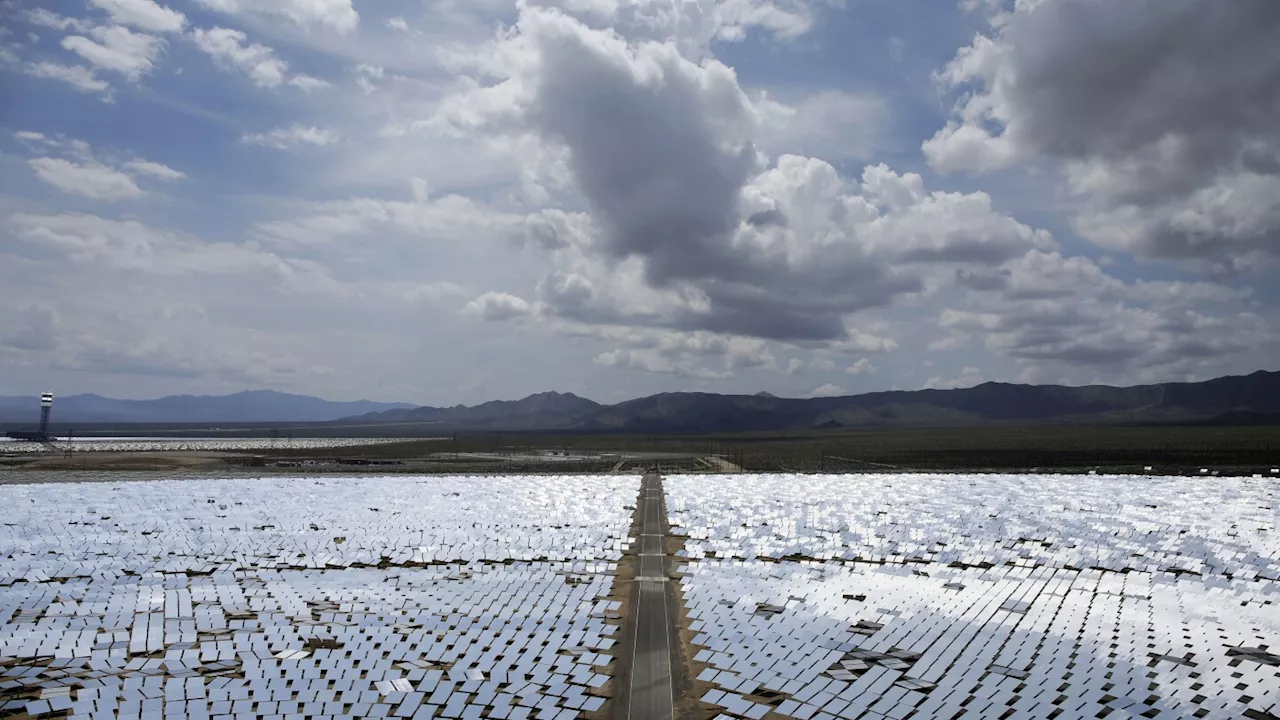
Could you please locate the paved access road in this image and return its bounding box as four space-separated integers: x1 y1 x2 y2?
623 473 675 720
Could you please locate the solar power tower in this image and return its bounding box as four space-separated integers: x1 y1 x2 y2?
40 392 52 433
5 392 53 442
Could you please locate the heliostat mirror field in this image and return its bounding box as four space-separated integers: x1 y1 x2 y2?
667 473 1280 720
0 475 638 719
1 472 1277 720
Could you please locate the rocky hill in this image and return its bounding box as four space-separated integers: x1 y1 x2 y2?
346 370 1280 433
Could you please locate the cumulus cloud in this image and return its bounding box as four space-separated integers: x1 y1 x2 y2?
10 0 1268 397
243 125 340 149
194 0 359 34
193 27 299 89
62 24 164 81
826 328 900 355
11 213 226 270
514 0 829 59
25 62 112 97
434 6 1054 352
521 151 1050 342
22 140 183 200
933 250 1274 378
594 347 731 380
28 158 142 200
807 382 846 398
755 90 885 161
926 0 1280 269
714 0 817 41
89 0 185 33
122 160 185 180
465 292 533 321
188 32 330 92
844 358 875 375
25 9 92 33
547 324 771 379
515 10 760 287
288 74 331 92
353 63 383 94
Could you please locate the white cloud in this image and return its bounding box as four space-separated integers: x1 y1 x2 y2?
1071 172 1280 273
251 193 536 254
10 212 333 288
544 323 775 379
192 28 331 91
926 1 1280 267
194 0 359 34
844 357 876 374
6 0 1274 399
62 24 164 81
89 0 186 33
27 158 144 200
593 347 731 380
23 140 185 200
192 27 287 88
24 9 91 32
2 208 469 400
354 63 383 94
714 0 816 41
25 62 112 96
807 382 847 398
827 329 900 355
755 90 885 161
432 6 1055 353
933 249 1275 378
243 125 340 149
465 292 533 321
521 0 828 55
928 335 966 351
725 336 775 370
14 131 46 142
288 74 331 92
122 160 185 180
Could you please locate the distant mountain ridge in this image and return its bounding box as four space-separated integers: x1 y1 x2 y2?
348 370 1280 433
350 391 603 430
0 390 413 424
4 371 1277 431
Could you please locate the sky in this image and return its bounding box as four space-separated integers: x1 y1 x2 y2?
1 0 1277 405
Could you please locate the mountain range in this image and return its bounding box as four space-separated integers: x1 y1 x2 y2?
348 370 1280 433
3 371 1277 431
0 390 413 425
